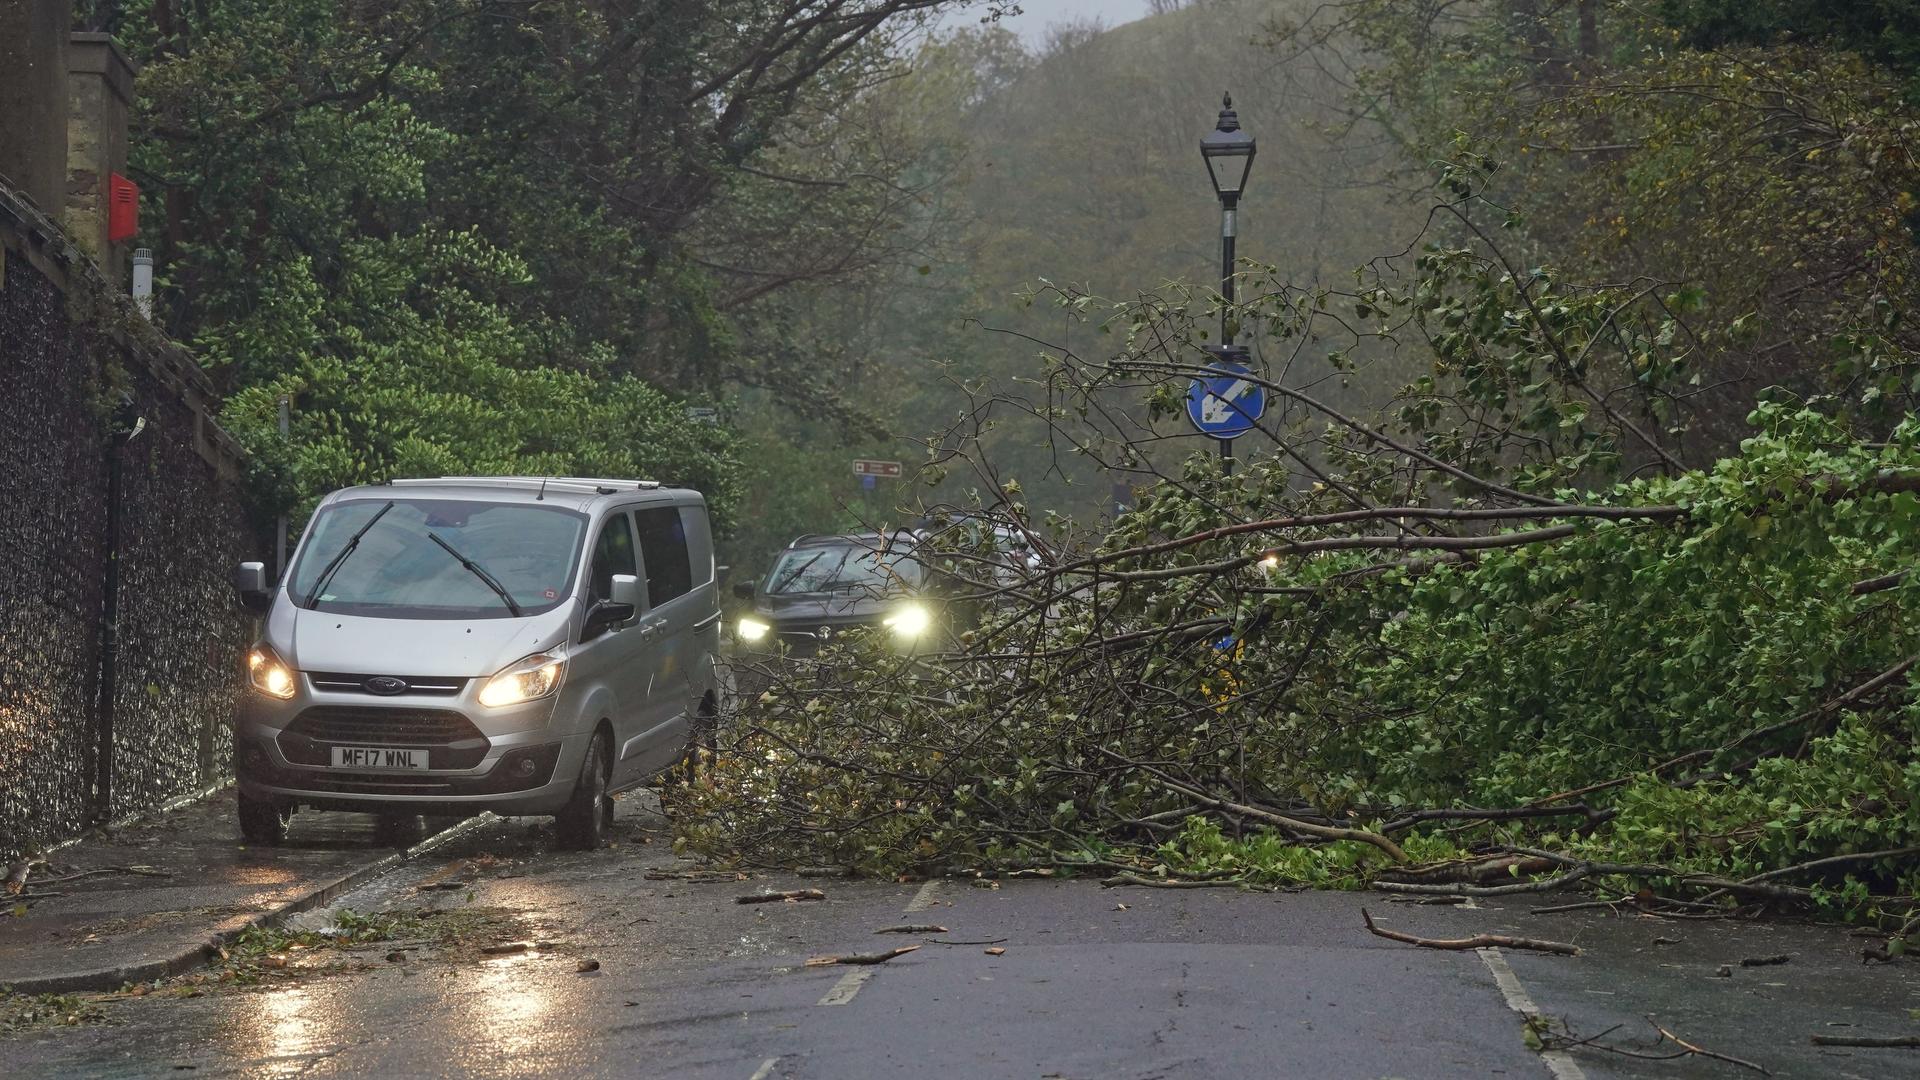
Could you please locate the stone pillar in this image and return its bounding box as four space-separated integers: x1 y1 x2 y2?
65 33 138 283
0 0 70 214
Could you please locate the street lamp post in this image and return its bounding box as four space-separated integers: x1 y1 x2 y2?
1201 93 1256 474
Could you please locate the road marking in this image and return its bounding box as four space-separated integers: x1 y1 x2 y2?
904 880 939 912
813 880 937 1008
748 1057 778 1080
816 968 873 1006
1477 948 1587 1080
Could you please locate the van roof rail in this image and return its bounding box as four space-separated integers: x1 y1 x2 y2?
388 476 664 492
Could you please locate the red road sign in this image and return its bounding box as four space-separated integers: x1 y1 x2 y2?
852 459 903 478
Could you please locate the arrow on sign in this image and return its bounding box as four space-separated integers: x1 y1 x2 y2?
1199 379 1254 424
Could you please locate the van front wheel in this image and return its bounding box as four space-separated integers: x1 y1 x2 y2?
554 733 612 850
237 789 292 844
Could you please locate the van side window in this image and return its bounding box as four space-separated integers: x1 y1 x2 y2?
588 514 637 601
634 507 693 606
681 507 713 587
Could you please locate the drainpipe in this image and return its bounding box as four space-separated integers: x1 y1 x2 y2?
95 395 144 820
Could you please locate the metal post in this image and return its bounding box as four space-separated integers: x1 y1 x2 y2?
1220 197 1237 334
1219 194 1238 476
276 395 290 578
131 248 153 319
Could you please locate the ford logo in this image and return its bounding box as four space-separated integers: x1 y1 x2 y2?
363 676 408 696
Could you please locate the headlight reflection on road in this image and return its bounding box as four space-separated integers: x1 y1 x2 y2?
229 985 338 1078
454 951 559 1060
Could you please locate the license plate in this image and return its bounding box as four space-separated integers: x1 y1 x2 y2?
330 746 429 770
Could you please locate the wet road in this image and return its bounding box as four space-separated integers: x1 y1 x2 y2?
7 797 1917 1079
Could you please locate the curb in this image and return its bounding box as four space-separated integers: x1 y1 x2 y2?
5 812 500 996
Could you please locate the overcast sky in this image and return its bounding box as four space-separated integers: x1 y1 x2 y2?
940 0 1154 43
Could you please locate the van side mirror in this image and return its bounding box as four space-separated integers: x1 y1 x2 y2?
732 579 755 601
610 573 643 610
234 561 272 615
715 564 732 586
584 573 641 640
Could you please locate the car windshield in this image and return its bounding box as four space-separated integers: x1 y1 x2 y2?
763 543 924 597
288 498 586 619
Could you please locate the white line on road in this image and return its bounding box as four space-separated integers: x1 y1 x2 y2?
816 968 873 1006
813 880 938 1008
903 880 939 913
1477 948 1587 1080
748 1057 778 1080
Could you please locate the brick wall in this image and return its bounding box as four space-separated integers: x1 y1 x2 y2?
0 186 250 859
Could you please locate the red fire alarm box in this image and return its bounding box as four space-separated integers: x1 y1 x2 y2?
108 173 139 244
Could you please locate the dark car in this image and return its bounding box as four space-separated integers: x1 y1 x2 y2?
731 531 940 657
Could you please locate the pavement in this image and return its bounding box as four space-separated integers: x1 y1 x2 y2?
1 788 489 994
5 795 1918 1079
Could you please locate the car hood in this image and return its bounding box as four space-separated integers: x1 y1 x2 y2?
756 591 905 623
269 596 570 677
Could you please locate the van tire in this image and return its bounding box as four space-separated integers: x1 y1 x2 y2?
555 733 612 850
237 789 292 844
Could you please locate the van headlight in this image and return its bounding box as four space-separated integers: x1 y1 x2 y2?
736 617 770 643
478 651 567 708
247 643 297 699
883 603 933 639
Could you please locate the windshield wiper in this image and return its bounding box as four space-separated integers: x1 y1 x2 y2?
768 551 826 595
305 501 395 609
425 532 524 617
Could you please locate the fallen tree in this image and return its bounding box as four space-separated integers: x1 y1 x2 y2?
671 213 1920 928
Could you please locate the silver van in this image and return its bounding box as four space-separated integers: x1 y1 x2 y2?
230 477 724 849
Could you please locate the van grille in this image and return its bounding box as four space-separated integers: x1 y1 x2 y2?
287 706 481 745
278 706 488 769
306 672 467 697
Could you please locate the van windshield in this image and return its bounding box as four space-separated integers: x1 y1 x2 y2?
288 499 586 619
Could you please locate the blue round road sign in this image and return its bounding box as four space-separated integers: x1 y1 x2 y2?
1185 361 1266 440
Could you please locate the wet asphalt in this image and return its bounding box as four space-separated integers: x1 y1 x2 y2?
6 797 1918 1080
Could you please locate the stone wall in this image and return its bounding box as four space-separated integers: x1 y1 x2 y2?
0 184 251 859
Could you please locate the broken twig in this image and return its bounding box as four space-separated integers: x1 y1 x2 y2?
805 945 919 966
1360 908 1580 956
1810 1034 1920 1048
1101 872 1246 889
737 888 827 904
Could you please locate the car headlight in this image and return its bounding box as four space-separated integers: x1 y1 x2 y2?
883 603 933 639
478 651 567 708
247 643 296 699
736 617 770 643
